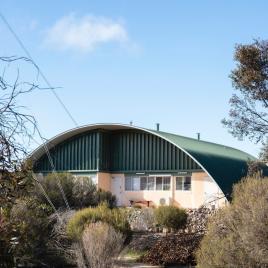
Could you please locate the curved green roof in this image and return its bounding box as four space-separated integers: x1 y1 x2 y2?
31 123 256 199
150 129 256 198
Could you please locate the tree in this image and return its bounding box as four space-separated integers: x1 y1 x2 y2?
0 56 47 266
259 137 268 161
196 177 268 267
222 40 268 143
0 56 41 209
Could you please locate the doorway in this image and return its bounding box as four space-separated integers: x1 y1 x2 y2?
111 176 123 206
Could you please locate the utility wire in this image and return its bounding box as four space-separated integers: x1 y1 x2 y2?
0 12 78 127
32 173 62 222
34 127 71 210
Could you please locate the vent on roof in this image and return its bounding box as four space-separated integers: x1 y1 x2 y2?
156 123 160 131
197 132 200 140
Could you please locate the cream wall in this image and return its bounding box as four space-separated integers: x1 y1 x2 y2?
173 172 206 208
97 172 111 191
97 171 227 208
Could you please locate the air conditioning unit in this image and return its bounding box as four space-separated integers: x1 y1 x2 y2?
159 197 171 206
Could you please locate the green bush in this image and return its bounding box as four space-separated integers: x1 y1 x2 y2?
34 173 117 209
67 203 131 240
155 205 187 231
72 176 97 208
196 177 268 267
95 189 117 208
34 173 75 209
9 197 52 266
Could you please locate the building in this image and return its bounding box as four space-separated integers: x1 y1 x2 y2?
31 123 255 209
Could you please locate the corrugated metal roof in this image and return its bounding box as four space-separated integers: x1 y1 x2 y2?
149 129 256 198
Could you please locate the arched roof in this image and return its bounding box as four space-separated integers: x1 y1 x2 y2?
30 123 256 198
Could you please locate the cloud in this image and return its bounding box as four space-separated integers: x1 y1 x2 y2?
44 14 129 52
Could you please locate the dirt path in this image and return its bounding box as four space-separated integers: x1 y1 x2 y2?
114 256 162 268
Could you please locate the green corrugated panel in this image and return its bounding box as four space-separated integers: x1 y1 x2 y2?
33 129 201 173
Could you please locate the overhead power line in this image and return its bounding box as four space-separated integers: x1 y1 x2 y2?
0 12 78 127
35 127 71 210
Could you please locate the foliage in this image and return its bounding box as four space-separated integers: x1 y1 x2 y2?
95 188 117 208
67 203 131 240
0 57 44 209
34 172 75 210
72 242 87 268
72 176 97 208
0 56 52 266
82 222 124 268
196 177 268 267
127 207 155 231
34 173 117 210
0 212 14 266
247 159 266 177
259 138 268 162
154 205 187 231
142 233 203 266
222 40 268 142
46 210 76 267
8 197 52 266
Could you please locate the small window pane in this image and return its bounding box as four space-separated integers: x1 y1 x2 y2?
132 177 140 191
156 177 163 190
184 176 191 191
163 176 170 190
125 177 132 191
140 177 148 190
176 177 183 190
148 177 155 190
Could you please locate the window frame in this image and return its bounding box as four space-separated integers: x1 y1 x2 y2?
125 175 171 191
176 176 192 191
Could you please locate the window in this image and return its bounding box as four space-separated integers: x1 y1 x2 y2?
140 176 147 190
132 177 140 191
125 176 140 191
156 177 163 190
176 177 183 190
125 176 132 191
184 176 191 190
125 175 171 191
148 177 155 190
176 176 191 191
163 176 171 190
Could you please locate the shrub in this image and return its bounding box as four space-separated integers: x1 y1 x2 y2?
95 188 117 208
9 197 51 266
196 177 268 267
82 222 124 268
155 205 187 231
67 203 131 240
72 176 97 208
34 173 117 209
46 210 77 267
34 173 75 209
127 208 155 231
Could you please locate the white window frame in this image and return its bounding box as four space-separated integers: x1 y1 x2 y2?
124 175 171 191
176 176 192 191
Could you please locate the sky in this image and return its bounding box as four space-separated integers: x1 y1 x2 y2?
1 0 268 157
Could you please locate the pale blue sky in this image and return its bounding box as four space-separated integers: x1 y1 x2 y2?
1 0 268 157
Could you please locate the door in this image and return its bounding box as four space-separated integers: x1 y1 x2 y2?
111 176 123 206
